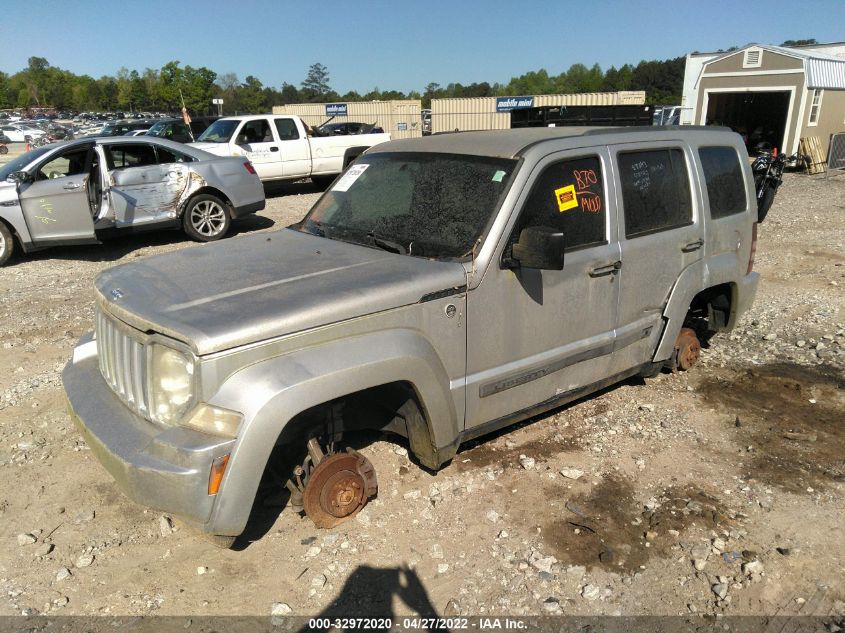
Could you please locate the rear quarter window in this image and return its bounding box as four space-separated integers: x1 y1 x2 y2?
619 148 692 238
106 143 158 169
699 146 747 218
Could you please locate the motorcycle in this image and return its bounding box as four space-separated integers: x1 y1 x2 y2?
750 146 807 223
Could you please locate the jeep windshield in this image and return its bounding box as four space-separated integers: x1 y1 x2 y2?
196 119 239 143
298 152 516 260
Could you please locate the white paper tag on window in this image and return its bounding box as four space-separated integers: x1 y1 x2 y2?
332 164 369 192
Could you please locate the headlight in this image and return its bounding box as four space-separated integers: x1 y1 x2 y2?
149 344 195 425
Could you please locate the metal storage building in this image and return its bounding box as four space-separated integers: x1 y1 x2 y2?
430 91 646 134
272 100 422 139
687 43 845 157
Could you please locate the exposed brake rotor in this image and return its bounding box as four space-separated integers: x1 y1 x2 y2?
302 449 378 529
674 327 702 371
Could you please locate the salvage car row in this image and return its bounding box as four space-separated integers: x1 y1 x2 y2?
0 114 390 266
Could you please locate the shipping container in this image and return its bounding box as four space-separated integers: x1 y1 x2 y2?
272 100 422 139
430 92 646 134
511 104 655 128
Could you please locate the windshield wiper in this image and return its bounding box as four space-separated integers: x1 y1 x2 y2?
367 231 407 255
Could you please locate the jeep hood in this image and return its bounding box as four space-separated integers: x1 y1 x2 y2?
95 229 467 355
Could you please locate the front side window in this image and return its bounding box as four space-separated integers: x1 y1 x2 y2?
239 119 272 143
511 155 607 253
299 152 516 260
619 149 692 238
37 147 89 180
106 143 158 169
699 146 747 218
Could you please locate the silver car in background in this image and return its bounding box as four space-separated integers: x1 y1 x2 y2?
0 136 265 266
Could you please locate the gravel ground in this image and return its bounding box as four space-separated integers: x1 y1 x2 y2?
0 173 843 620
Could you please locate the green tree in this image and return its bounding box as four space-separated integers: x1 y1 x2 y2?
181 65 217 113
780 38 817 46
504 69 553 95
422 82 444 108
601 65 634 91
557 63 603 93
300 63 331 101
116 67 132 110
630 56 685 104
0 72 11 109
239 75 266 113
280 82 300 104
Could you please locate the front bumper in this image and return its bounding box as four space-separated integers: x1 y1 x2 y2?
63 334 235 531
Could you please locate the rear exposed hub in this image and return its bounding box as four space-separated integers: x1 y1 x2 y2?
674 327 702 371
302 449 378 529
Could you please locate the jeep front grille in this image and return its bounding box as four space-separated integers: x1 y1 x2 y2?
95 309 149 418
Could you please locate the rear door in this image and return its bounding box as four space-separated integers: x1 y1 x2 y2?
273 117 312 177
609 142 705 371
105 142 190 226
234 118 282 179
18 144 97 244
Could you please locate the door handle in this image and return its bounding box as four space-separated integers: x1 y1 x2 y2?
63 183 81 190
589 261 622 277
682 239 704 252
269 146 279 152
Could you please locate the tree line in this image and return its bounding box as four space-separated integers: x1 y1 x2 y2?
0 54 703 115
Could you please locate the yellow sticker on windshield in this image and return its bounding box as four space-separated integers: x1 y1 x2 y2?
555 185 578 212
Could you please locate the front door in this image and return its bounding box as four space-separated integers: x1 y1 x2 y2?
465 149 620 429
104 142 190 226
609 143 705 371
235 118 283 180
18 144 97 244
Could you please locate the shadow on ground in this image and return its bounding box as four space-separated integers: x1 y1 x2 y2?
6 214 276 267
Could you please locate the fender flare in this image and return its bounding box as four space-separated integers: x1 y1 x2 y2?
203 329 458 536
653 253 740 361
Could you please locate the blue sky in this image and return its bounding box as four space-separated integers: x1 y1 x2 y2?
2 0 843 93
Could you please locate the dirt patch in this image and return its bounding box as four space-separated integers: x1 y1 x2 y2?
543 475 732 574
456 431 581 472
697 363 845 493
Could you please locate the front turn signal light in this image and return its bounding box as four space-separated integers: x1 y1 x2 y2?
208 454 230 495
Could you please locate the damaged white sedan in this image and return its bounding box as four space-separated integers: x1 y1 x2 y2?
0 137 265 266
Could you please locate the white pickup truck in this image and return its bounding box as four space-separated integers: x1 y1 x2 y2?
190 114 391 185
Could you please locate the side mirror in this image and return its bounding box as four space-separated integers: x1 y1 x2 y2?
11 171 32 185
506 226 565 270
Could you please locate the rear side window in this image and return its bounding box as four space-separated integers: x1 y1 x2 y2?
699 146 747 218
619 149 692 238
274 118 300 140
515 155 607 251
156 146 195 164
106 144 158 169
